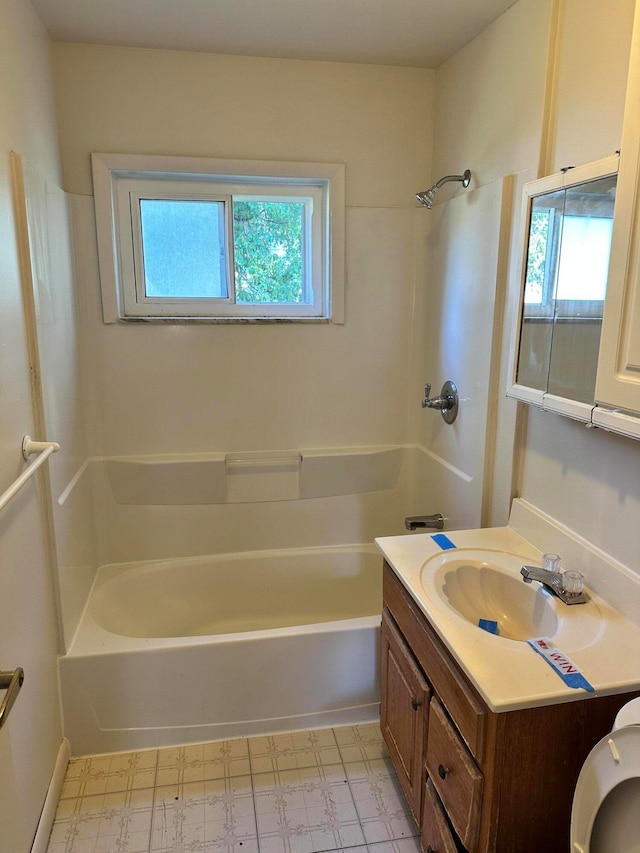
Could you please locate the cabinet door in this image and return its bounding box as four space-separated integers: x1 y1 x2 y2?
380 609 431 823
596 1 640 416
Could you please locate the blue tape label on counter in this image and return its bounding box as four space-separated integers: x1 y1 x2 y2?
431 533 456 550
527 637 595 693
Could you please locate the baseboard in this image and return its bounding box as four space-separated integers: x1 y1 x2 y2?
31 737 70 853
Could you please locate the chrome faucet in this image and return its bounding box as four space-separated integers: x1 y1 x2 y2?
520 565 588 605
405 513 445 531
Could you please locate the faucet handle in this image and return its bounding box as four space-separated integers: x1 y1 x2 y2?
421 380 459 423
543 553 562 572
562 571 584 596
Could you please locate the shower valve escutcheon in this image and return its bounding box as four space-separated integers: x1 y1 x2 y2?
422 380 459 424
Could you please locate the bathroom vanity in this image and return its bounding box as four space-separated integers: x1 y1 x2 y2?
377 510 640 852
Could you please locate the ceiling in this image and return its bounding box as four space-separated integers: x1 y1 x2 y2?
30 0 517 69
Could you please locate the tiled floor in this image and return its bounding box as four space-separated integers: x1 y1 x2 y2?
46 723 421 853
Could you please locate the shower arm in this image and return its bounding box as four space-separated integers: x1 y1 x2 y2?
434 171 471 190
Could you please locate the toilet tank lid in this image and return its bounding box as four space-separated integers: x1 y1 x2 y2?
613 697 640 730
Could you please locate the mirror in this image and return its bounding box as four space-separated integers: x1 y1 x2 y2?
510 156 618 419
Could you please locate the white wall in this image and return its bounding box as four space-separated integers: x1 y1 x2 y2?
432 0 554 189
0 0 68 846
522 0 640 572
434 0 640 570
409 177 512 531
51 46 436 565
424 0 553 526
54 47 434 208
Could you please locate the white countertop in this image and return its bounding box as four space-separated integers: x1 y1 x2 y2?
376 520 640 712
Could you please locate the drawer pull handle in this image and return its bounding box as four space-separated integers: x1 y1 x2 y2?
438 763 450 780
411 698 421 710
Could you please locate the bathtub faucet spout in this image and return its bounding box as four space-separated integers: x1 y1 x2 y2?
405 513 445 531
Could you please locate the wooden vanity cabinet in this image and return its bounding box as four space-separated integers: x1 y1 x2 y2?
381 562 640 853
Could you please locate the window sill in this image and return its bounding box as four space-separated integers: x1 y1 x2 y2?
115 315 334 325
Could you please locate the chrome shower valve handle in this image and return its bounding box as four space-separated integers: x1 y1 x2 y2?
421 380 459 424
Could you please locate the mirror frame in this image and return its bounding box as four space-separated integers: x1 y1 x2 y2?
507 153 619 423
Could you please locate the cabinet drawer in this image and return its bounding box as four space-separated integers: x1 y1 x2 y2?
383 563 487 760
421 778 462 853
427 699 483 852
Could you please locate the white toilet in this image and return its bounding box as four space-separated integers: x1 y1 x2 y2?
570 697 640 852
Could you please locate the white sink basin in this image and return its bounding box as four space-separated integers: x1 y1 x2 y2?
439 560 558 640
420 548 604 648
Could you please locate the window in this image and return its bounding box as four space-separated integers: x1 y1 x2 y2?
92 153 345 322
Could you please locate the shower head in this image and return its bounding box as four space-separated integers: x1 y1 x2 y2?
415 187 437 209
416 169 471 208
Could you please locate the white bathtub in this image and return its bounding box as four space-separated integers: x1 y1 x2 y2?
59 545 383 755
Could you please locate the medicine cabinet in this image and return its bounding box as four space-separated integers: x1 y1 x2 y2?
508 155 618 424
509 0 640 440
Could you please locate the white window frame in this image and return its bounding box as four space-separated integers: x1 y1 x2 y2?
91 153 345 323
126 185 234 317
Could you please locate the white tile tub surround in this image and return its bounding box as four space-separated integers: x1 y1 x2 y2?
46 725 421 853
